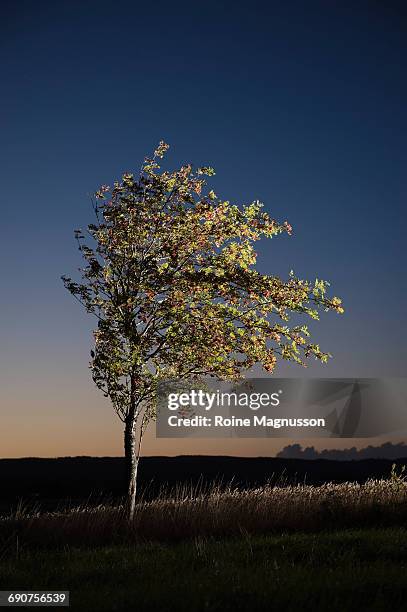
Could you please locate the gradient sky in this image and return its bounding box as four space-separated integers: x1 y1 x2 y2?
1 0 406 458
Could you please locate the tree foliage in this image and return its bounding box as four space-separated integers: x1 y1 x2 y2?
62 141 344 426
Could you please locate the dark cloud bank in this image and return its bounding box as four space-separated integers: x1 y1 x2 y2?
277 442 407 461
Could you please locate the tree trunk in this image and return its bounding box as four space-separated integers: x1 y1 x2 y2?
124 408 139 521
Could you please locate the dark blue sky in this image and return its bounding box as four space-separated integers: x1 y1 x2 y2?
1 1 406 456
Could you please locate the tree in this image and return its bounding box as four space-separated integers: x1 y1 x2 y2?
62 142 344 519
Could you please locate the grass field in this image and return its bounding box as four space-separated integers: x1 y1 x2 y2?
1 474 407 610
1 529 407 611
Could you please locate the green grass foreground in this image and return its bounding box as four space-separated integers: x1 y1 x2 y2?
1 529 407 611
1 476 407 610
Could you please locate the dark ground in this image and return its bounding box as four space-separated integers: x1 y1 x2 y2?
1 529 407 611
2 457 407 611
1 455 406 514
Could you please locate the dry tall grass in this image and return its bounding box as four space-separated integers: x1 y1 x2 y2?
2 471 407 551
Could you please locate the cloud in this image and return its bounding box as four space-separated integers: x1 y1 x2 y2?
277 442 407 461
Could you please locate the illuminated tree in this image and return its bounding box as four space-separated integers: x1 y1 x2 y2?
62 142 343 518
